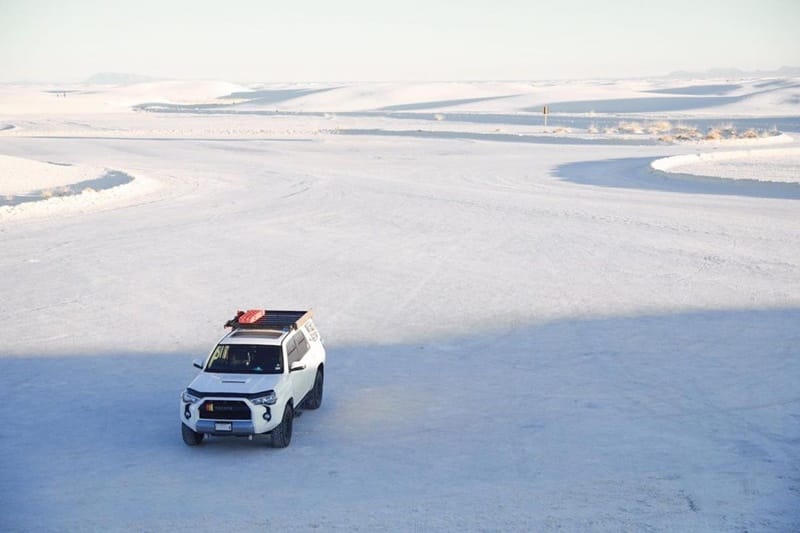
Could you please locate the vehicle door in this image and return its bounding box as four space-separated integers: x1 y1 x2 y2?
287 332 315 403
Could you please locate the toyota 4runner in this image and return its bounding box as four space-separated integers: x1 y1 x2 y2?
180 309 325 448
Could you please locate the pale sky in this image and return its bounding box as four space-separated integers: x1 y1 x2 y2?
1 0 798 82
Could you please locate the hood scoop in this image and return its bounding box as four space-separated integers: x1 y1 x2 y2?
221 379 248 384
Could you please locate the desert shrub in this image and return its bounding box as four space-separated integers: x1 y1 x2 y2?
646 121 672 134
617 121 643 134
673 124 700 139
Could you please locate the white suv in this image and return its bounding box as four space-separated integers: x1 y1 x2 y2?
180 309 325 448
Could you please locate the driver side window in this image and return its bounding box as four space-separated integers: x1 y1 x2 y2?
286 332 310 365
295 331 309 359
287 336 299 365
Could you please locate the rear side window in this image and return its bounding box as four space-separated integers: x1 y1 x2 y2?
304 320 319 342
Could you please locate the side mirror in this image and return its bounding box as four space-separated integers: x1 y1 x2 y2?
192 359 203 370
290 361 306 372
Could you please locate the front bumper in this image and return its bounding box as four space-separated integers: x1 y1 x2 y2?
196 420 255 435
181 399 278 435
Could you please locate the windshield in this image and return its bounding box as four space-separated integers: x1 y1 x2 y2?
205 344 283 374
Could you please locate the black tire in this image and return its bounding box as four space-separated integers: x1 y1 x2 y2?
182 423 204 446
304 369 324 410
271 403 293 448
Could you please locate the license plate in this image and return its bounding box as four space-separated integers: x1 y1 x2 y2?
215 422 232 432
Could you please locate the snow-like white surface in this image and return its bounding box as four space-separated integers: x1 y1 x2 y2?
0 79 798 532
0 153 160 223
0 153 104 195
0 80 248 114
653 146 800 183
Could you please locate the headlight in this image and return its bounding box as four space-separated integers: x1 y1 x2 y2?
251 390 277 405
182 390 201 404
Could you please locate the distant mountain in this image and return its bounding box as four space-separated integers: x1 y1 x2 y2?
84 72 162 85
666 66 800 79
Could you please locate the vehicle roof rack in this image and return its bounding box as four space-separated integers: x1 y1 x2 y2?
224 309 312 331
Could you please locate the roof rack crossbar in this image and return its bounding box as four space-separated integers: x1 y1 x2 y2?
225 309 312 331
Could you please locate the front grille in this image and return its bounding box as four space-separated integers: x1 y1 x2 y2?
199 400 251 420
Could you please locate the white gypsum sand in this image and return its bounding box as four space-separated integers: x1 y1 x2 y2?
0 154 161 222
0 78 798 532
652 146 800 183
0 153 105 195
